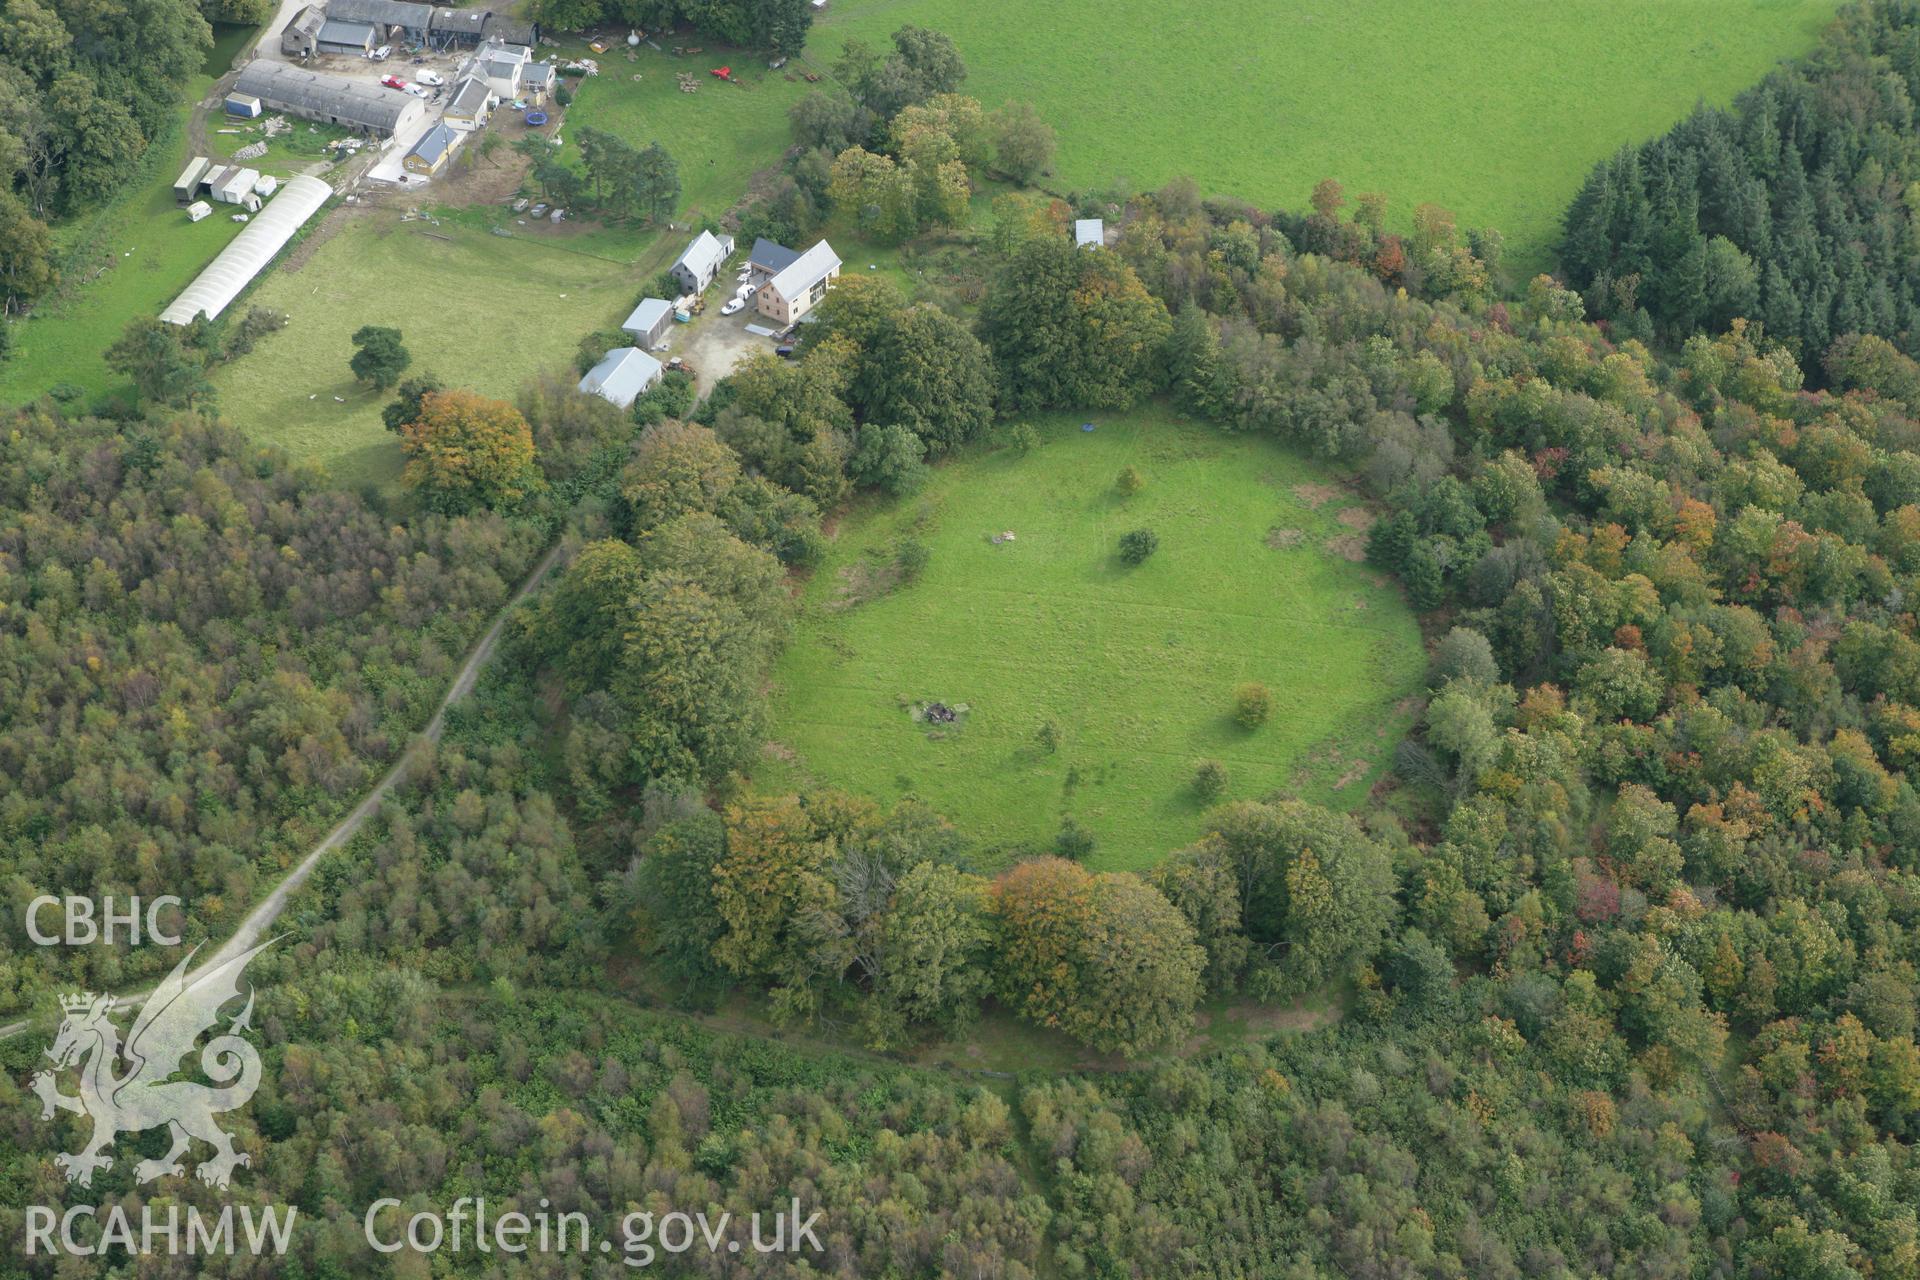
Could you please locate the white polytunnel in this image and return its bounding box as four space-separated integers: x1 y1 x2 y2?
160 174 334 326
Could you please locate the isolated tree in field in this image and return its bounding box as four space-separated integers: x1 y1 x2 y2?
105 317 209 407
380 372 443 433
989 100 1055 184
1115 466 1144 497
397 388 535 511
1233 681 1272 728
1118 527 1158 565
349 325 410 390
1192 759 1228 802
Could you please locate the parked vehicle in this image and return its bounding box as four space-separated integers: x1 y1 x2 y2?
405 84 429 98
775 345 794 358
380 74 407 90
372 45 392 60
720 298 745 316
416 69 445 86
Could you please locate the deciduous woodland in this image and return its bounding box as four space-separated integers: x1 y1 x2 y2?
5 3 1920 1277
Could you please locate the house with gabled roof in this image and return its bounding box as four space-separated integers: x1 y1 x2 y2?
756 239 840 326
670 230 735 294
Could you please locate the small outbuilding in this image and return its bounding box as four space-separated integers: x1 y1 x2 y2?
225 92 264 118
1074 218 1104 249
327 0 433 44
210 165 263 207
670 229 734 295
403 122 459 176
316 18 377 55
578 346 663 409
173 156 211 202
280 4 325 56
185 200 213 223
620 297 673 349
427 6 491 48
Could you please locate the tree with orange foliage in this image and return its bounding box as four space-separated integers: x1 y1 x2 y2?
397 388 538 512
989 857 1203 1054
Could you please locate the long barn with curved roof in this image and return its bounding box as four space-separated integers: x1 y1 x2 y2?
161 175 334 326
232 61 424 136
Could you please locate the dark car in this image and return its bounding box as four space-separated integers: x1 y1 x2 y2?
775 345 795 359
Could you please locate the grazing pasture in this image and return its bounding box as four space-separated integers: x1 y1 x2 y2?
760 412 1427 869
813 0 1840 272
209 215 647 491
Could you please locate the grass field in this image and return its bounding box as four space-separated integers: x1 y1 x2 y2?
209 215 649 490
759 411 1427 870
0 23 259 406
813 0 1839 273
559 39 813 225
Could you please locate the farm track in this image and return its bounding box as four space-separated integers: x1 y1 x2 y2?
0 541 564 1043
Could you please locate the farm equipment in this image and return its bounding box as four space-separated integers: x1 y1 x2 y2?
709 65 731 80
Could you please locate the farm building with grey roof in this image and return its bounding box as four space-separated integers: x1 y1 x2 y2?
232 61 426 135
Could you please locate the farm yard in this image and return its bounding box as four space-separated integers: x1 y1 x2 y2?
814 0 1841 272
204 38 828 488
759 412 1427 870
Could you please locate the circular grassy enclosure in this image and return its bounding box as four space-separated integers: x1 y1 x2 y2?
760 412 1427 870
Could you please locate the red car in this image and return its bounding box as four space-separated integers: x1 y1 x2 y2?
380 74 407 90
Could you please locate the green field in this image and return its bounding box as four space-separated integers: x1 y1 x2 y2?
559 39 813 224
209 216 650 490
760 412 1427 870
813 0 1839 272
0 23 259 405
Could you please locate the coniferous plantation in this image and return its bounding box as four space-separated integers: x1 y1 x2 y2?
4 2 1920 1278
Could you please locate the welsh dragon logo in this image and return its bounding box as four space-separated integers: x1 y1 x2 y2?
30 940 274 1190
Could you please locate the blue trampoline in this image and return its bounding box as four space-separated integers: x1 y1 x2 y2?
525 110 549 126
